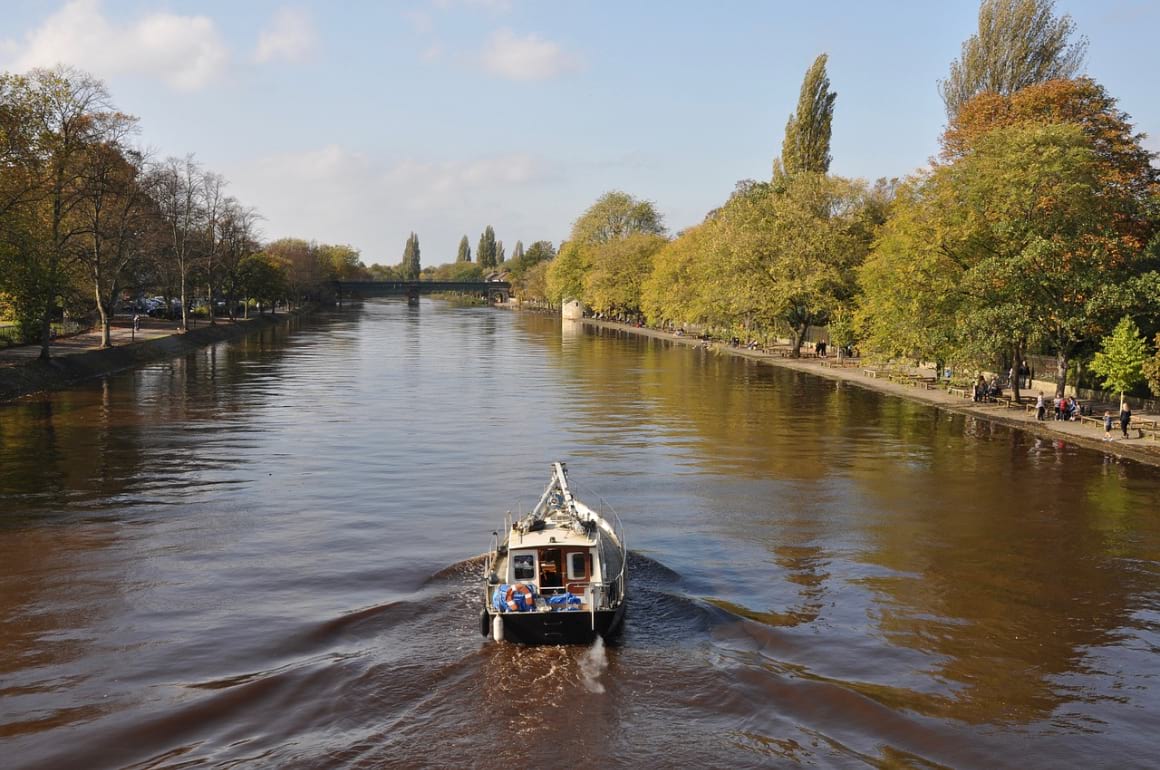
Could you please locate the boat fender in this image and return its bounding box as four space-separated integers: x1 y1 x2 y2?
493 614 504 641
505 582 535 612
480 608 490 637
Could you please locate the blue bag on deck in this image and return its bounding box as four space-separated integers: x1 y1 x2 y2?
547 593 582 610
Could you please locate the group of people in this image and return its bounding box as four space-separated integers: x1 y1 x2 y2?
1009 361 1033 389
1104 405 1134 440
1033 391 1136 439
973 374 1002 402
1035 392 1083 421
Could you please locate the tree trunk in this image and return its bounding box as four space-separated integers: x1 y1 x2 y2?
38 302 52 361
790 323 809 358
96 283 111 348
1055 349 1069 398
1010 342 1022 403
179 272 188 332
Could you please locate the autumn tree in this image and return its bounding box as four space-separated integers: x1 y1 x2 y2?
548 192 666 308
583 233 667 317
778 53 836 176
72 138 149 347
567 191 664 245
856 177 962 367
198 170 226 324
940 0 1086 118
511 240 524 266
148 155 203 332
11 67 126 357
641 222 721 329
216 199 261 318
238 252 288 315
318 243 366 282
717 173 870 355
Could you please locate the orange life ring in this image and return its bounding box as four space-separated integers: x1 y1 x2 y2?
505 582 534 611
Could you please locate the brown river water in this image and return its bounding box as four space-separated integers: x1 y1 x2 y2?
1 302 1158 769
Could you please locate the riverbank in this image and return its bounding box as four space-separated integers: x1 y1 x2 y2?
0 311 305 402
578 317 1160 468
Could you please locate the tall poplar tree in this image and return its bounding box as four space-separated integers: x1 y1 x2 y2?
511 240 524 265
477 225 497 268
940 0 1086 118
456 234 471 262
496 240 505 265
778 54 836 176
401 232 420 280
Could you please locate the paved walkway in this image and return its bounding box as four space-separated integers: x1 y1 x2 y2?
582 319 1160 466
0 318 201 365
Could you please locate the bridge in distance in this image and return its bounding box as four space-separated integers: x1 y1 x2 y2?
332 280 511 305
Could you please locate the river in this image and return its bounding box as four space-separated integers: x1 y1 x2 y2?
1 301 1158 769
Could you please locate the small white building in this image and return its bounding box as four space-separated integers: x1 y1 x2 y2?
562 299 583 320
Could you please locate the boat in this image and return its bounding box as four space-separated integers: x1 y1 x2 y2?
480 462 627 644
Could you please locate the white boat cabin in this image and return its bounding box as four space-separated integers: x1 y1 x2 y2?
503 523 604 600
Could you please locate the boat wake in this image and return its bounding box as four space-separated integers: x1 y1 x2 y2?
579 636 608 693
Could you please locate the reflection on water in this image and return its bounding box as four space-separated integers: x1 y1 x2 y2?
1 303 1158 768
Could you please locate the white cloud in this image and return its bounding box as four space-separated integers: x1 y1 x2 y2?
3 0 227 91
255 7 317 64
404 10 434 34
228 144 555 262
481 28 581 81
432 0 513 13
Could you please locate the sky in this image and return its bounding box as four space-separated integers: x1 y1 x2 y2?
2 0 1157 267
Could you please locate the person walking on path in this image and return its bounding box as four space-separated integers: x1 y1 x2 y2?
1120 403 1133 439
1036 392 1045 421
1104 411 1114 441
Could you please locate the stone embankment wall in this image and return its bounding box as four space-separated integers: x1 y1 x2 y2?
0 314 293 402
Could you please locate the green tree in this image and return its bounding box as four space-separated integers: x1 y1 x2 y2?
642 222 721 329
521 260 552 306
778 53 836 175
859 81 1158 396
940 0 1087 118
477 225 497 268
1090 316 1149 408
401 232 420 279
520 240 555 269
1143 335 1160 397
73 140 149 347
447 261 483 281
509 240 555 297
496 240 505 265
546 241 586 305
856 176 961 366
21 67 125 357
567 191 665 245
317 243 366 280
583 233 667 317
511 240 524 266
238 253 288 314
718 173 870 356
456 234 471 262
549 192 666 308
